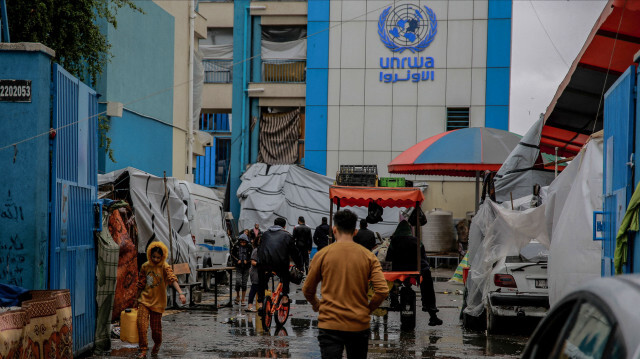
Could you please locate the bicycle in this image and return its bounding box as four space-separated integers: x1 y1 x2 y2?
260 270 292 331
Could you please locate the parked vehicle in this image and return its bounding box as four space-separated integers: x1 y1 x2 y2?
521 275 640 359
485 241 550 333
176 181 230 270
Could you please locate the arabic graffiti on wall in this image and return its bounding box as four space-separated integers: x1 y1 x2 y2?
0 190 29 286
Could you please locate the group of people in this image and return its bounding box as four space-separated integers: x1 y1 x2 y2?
132 211 440 359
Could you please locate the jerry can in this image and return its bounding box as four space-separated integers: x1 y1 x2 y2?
120 308 139 343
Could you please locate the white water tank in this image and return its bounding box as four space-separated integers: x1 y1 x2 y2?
423 209 454 253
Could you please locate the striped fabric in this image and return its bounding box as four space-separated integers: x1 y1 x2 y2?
449 252 470 284
258 108 301 165
94 212 120 354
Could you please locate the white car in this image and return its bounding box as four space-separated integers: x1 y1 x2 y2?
485 241 550 333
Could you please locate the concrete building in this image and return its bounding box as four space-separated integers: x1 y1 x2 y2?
97 0 207 179
196 0 512 218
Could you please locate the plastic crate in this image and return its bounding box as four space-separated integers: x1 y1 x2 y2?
336 173 377 187
339 164 378 174
379 177 406 187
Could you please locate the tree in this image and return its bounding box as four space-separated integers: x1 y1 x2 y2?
7 0 142 85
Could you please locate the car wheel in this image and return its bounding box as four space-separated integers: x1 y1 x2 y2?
462 311 487 331
486 307 501 334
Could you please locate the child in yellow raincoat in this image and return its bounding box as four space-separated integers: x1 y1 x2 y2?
136 241 186 358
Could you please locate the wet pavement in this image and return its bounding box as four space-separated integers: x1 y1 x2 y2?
90 268 535 359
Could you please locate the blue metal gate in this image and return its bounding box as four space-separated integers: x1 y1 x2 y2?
603 66 636 276
50 64 98 353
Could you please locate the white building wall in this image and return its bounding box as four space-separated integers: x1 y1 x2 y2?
326 0 488 177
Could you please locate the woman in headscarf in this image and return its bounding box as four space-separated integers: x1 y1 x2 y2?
386 220 442 326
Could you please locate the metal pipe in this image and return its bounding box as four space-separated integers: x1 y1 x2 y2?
1 0 9 43
416 202 421 273
475 170 480 213
555 147 559 177
187 0 195 176
240 6 250 172
164 171 174 267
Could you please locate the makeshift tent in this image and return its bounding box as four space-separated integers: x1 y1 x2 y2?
237 163 405 237
494 118 557 202
98 168 198 278
464 136 604 316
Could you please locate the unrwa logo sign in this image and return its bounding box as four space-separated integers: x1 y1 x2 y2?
378 4 438 53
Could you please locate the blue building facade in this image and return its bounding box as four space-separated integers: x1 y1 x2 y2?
96 1 175 177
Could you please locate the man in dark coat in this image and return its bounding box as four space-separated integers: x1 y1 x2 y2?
293 216 313 274
313 217 331 251
257 217 303 310
385 220 442 326
353 219 377 251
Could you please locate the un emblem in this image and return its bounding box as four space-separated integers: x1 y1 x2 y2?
378 4 438 53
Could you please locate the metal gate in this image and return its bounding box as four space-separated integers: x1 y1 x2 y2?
602 66 636 276
49 64 98 353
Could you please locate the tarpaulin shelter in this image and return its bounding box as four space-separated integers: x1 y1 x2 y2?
542 0 640 156
388 127 521 210
329 185 425 271
464 135 604 318
237 164 404 237
98 168 198 278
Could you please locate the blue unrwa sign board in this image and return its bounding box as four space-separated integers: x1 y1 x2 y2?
378 4 437 84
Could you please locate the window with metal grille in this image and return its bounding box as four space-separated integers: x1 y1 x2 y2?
200 113 231 133
446 108 470 131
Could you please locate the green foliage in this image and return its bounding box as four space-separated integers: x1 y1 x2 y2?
7 0 142 85
98 115 116 163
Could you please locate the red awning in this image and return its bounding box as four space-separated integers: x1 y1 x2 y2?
329 186 424 208
542 0 640 154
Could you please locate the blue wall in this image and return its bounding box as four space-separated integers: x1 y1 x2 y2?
305 0 330 175
485 0 512 131
97 0 175 175
230 0 251 218
0 47 53 289
99 105 174 176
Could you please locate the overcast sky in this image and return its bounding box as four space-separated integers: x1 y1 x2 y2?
510 0 608 135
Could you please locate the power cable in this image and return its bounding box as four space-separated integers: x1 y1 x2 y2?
528 0 570 68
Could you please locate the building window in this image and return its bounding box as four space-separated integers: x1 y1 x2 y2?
446 107 470 131
200 113 231 133
200 28 233 84
195 137 231 187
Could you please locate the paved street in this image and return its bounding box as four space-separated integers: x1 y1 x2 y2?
91 268 533 359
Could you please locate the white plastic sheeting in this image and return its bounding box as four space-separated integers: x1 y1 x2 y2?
465 138 604 315
547 138 603 305
237 163 403 237
494 118 556 202
200 44 233 59
99 168 198 278
465 201 550 317
262 39 306 60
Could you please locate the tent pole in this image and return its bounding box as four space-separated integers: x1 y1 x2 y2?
329 198 334 243
164 171 174 268
475 170 480 213
416 201 421 273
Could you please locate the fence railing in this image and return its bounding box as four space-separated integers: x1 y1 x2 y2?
262 59 306 83
203 59 233 83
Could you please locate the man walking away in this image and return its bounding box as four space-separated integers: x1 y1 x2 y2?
386 220 442 326
313 217 331 251
257 218 303 311
353 219 377 251
293 216 313 274
303 210 389 359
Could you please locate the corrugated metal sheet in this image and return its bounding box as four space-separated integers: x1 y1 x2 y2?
602 66 636 276
50 64 98 354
